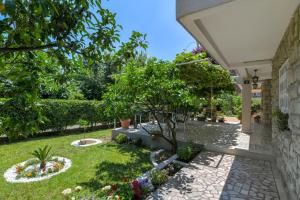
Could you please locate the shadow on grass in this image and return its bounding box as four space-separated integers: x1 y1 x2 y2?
80 143 152 191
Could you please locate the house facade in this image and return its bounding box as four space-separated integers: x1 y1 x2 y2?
176 0 300 198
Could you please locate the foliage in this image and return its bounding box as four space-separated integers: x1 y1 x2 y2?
175 52 234 97
273 109 289 131
103 59 193 152
214 92 242 116
103 84 135 120
78 119 89 130
115 134 128 144
40 99 108 133
177 144 194 162
0 0 120 57
175 52 234 119
150 169 168 187
0 99 109 139
0 1 147 141
79 32 148 101
31 145 53 169
115 183 134 200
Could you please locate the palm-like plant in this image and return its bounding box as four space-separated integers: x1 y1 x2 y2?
31 145 53 170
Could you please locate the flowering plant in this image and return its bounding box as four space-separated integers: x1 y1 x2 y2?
15 165 23 174
138 177 154 193
131 180 142 199
62 188 72 196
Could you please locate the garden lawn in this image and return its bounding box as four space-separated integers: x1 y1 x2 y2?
0 129 152 200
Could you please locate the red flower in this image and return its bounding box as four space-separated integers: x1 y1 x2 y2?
131 180 142 199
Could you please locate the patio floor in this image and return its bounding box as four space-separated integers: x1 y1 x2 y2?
175 120 273 155
147 151 280 200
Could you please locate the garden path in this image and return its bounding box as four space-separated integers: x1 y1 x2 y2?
147 151 280 200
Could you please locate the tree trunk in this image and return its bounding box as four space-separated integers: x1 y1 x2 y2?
166 118 178 153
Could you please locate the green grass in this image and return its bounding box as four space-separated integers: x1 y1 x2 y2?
0 130 152 200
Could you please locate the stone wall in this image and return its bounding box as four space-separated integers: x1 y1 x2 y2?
261 79 272 127
272 5 300 199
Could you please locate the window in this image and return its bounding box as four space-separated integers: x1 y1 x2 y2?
279 60 289 113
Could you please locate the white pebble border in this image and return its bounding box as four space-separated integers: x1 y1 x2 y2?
4 157 72 183
71 138 102 147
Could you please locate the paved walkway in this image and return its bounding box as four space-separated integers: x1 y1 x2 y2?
175 121 273 155
147 151 279 200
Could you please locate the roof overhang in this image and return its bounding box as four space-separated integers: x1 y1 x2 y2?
176 0 300 80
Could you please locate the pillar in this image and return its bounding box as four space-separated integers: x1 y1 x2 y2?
242 79 252 132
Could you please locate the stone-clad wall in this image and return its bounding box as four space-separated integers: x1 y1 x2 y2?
272 5 300 199
261 80 272 127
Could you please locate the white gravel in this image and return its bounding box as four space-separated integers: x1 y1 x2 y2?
71 138 102 147
4 157 72 183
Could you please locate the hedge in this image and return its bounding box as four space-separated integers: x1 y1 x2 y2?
0 99 112 139
39 99 109 132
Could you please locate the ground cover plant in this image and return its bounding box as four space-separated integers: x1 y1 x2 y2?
0 129 152 200
177 143 203 163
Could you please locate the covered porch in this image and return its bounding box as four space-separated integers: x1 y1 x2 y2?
176 0 298 133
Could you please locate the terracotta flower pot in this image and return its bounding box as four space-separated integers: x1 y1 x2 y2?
120 119 131 129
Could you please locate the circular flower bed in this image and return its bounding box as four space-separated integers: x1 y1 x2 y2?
71 138 102 147
4 157 72 183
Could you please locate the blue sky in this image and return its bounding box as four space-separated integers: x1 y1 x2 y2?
103 0 196 61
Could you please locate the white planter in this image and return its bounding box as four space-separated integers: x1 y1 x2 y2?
4 157 72 183
71 138 102 147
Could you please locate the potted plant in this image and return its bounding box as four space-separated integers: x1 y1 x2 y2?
116 101 135 129
120 117 131 129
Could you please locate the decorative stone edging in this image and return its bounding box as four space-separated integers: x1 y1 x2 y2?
4 156 72 183
150 149 165 167
71 138 102 147
150 149 179 169
136 150 182 193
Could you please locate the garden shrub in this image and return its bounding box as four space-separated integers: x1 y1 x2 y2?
0 99 110 140
150 169 168 187
177 144 194 162
115 134 128 144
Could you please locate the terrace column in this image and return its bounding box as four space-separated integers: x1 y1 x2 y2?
241 79 252 133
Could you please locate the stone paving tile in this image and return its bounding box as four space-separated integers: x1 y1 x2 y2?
147 151 279 200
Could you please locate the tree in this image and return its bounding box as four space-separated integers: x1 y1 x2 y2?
0 1 144 139
79 31 148 100
103 59 193 152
